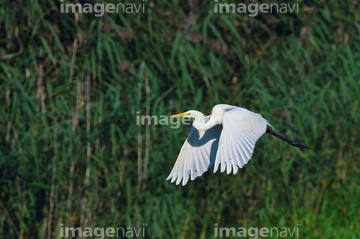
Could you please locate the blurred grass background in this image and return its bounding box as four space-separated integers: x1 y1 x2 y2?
0 0 360 238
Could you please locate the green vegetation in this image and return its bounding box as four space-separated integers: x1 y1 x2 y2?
1 0 359 238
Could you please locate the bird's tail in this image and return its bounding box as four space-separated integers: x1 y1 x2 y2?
266 125 311 149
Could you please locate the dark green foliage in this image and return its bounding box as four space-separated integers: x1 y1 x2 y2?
0 0 359 238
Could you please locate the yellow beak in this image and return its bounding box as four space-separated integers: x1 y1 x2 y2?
170 112 189 118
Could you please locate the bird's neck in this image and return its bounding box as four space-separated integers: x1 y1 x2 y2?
193 115 221 131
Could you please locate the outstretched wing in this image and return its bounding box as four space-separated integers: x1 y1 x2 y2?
213 107 269 175
167 124 222 186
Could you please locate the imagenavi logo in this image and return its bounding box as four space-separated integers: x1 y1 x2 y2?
213 0 301 17
59 0 147 17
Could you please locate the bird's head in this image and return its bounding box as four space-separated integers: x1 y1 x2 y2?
170 110 204 119
170 110 208 129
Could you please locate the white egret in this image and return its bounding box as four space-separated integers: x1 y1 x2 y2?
167 104 310 186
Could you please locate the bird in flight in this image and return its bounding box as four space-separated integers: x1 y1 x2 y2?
167 104 310 186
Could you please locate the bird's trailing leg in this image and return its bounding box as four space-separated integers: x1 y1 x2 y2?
266 125 311 149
